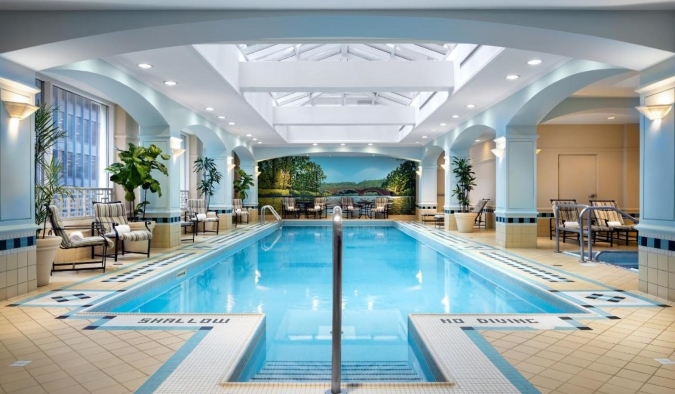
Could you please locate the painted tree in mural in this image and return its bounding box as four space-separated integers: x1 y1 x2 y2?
258 156 326 193
381 160 417 196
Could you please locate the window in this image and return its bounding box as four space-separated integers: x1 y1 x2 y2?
52 86 109 187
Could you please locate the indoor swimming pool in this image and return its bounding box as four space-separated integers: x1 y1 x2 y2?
111 225 580 382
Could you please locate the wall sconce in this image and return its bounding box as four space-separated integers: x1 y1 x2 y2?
3 101 39 120
227 156 237 170
490 148 505 158
536 149 541 154
415 166 422 176
636 105 672 120
255 166 261 177
440 164 447 171
169 136 185 156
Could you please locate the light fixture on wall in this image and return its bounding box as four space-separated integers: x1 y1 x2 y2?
490 148 505 158
536 149 541 154
169 136 185 157
3 101 39 120
491 137 506 158
227 156 236 170
416 166 422 176
636 104 673 120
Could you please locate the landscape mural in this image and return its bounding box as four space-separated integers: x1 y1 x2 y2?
258 156 416 215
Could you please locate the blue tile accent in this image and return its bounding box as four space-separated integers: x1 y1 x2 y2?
416 205 436 210
639 235 675 251
214 209 233 214
0 235 36 251
135 329 211 394
496 216 537 224
538 212 555 218
151 216 181 223
463 330 540 394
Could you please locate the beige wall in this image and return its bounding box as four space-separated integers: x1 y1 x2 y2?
537 124 639 212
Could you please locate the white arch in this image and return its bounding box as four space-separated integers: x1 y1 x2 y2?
254 146 423 162
421 145 445 166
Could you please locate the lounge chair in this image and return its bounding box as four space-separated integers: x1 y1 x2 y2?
282 197 300 219
372 197 389 219
233 199 249 226
341 197 358 219
551 199 613 246
473 199 490 228
47 204 113 272
589 199 638 245
92 201 153 263
306 197 327 219
186 199 220 235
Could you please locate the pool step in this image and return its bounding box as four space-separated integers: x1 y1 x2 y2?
250 361 423 382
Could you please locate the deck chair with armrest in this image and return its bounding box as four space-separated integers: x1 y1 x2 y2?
93 201 153 262
372 197 389 219
47 204 114 272
282 197 300 219
473 199 491 228
306 197 327 219
341 197 358 219
186 199 220 235
233 199 249 226
589 199 638 245
551 199 614 246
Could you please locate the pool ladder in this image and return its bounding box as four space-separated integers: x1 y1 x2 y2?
260 205 282 230
329 206 345 394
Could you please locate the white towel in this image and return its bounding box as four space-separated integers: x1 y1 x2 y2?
347 205 353 210
115 224 131 234
607 221 622 227
69 231 84 242
563 222 579 229
235 208 241 213
196 213 207 220
314 205 320 210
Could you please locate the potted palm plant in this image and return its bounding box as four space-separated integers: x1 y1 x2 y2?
194 157 222 211
451 157 477 233
35 104 75 286
233 168 255 200
105 143 169 220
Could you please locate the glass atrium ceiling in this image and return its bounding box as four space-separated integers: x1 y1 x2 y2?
238 43 454 107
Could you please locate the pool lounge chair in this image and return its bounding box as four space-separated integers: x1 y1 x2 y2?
371 197 389 219
306 197 327 219
186 199 220 235
93 201 153 262
341 197 358 219
473 199 490 228
233 199 249 226
282 197 300 219
589 199 638 245
47 204 114 272
551 199 613 246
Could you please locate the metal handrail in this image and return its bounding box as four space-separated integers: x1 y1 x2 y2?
328 206 344 394
554 203 638 262
260 205 282 230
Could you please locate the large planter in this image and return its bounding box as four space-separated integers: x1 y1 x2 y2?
36 236 61 286
454 212 476 233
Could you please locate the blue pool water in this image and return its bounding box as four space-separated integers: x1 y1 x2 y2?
114 226 574 381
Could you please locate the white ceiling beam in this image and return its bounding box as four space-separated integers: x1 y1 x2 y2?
283 125 402 143
239 61 453 92
244 44 294 61
273 106 416 126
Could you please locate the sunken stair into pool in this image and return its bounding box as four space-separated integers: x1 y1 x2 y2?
249 361 424 382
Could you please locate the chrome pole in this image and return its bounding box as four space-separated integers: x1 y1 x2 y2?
328 206 344 394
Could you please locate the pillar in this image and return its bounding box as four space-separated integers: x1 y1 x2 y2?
0 63 40 300
140 127 182 248
417 162 438 220
494 130 539 248
239 160 259 222
188 134 202 200
206 149 234 230
636 73 675 301
443 151 469 231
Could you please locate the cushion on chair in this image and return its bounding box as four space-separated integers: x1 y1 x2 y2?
563 222 579 229
119 231 152 241
115 224 131 234
314 205 320 210
348 205 354 210
71 236 115 248
196 213 207 220
607 221 622 227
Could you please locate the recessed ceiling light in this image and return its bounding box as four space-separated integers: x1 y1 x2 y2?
340 143 345 146
205 107 214 111
368 143 373 146
252 138 257 141
228 122 235 126
137 63 152 69
431 129 437 132
313 143 318 146
452 115 459 118
164 81 177 86
466 104 476 108
422 136 427 139
440 123 447 126
415 141 420 144
246 134 252 137
475 139 481 142
257 141 262 144
607 116 616 120
527 59 543 65
218 116 226 119
506 74 520 80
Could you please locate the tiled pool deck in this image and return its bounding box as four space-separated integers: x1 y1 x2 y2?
0 220 673 394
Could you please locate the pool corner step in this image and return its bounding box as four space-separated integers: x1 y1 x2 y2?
249 361 423 382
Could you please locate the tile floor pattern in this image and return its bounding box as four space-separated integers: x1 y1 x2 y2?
0 221 672 393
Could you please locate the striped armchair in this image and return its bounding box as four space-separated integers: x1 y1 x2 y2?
341 197 358 219
306 197 327 219
93 201 153 262
372 197 389 219
187 199 220 235
233 199 249 226
47 205 113 272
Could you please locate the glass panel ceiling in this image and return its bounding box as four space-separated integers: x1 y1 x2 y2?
238 43 454 107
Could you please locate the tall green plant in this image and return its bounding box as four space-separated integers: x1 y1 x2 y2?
194 157 222 211
233 169 255 200
451 157 477 212
105 143 169 219
34 104 75 232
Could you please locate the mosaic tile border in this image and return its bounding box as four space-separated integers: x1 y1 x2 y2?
0 235 36 251
496 217 537 224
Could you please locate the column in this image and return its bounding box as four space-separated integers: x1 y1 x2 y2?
417 162 438 220
188 134 202 200
0 67 40 300
113 106 140 204
239 160 259 222
205 148 234 230
494 130 539 248
140 127 182 248
443 151 468 231
635 75 675 301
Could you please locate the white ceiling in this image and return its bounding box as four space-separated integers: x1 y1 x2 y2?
2 0 675 9
573 72 640 98
542 108 639 124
